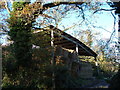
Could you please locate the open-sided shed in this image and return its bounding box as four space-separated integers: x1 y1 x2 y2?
34 25 97 58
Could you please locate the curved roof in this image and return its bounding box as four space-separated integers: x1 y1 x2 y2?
34 25 97 57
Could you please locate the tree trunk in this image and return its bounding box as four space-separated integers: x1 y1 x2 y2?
109 2 120 88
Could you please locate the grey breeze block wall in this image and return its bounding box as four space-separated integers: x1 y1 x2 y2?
54 46 93 79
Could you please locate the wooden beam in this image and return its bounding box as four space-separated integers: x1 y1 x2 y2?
55 41 75 46
53 37 64 41
54 40 70 44
54 40 73 45
58 44 75 49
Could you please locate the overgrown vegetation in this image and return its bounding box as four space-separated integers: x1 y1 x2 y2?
1 0 120 88
2 2 83 87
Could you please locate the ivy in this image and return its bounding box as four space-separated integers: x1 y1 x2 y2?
8 1 32 67
12 1 30 11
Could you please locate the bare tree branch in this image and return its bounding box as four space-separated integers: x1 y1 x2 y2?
63 24 77 31
93 8 115 14
3 0 11 13
32 2 84 19
76 5 85 19
40 14 54 19
43 2 84 10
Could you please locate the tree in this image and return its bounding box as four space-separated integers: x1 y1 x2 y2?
107 1 120 88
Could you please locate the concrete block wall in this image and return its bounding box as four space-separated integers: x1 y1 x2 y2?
55 46 93 79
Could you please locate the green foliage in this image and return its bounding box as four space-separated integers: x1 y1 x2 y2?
32 30 51 47
8 1 32 67
55 64 69 88
12 1 30 11
8 19 32 67
2 46 18 77
53 64 82 88
2 1 34 88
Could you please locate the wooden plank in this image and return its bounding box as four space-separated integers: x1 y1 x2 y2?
57 44 75 49
55 42 75 46
54 40 73 45
53 37 64 41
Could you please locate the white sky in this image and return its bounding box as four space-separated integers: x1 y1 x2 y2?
57 2 118 40
63 4 118 38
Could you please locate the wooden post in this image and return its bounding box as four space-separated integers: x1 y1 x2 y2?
95 57 99 76
76 44 78 54
51 30 55 89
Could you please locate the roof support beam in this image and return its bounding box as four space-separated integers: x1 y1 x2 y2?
51 30 55 88
58 44 75 49
95 57 99 76
54 39 70 44
51 30 54 47
54 41 74 45
76 44 79 54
